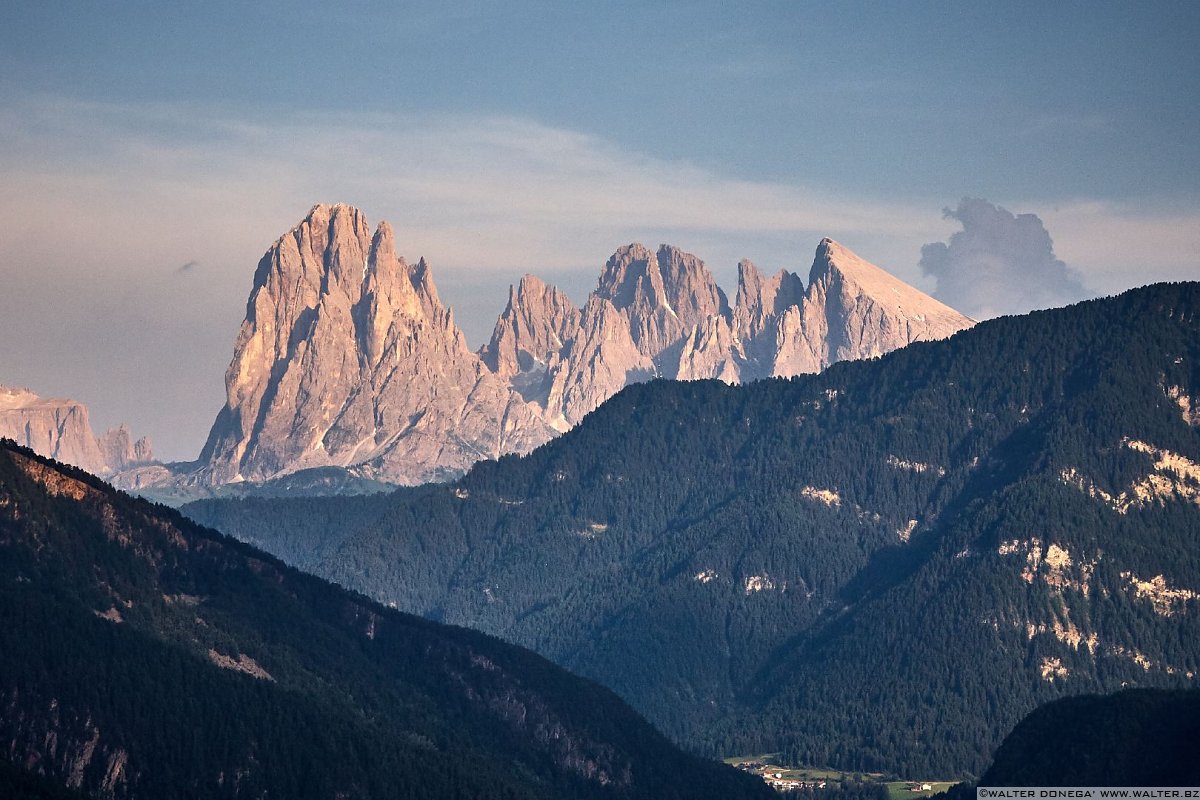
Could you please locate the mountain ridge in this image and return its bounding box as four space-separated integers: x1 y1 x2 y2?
130 203 971 493
184 281 1200 776
0 385 153 478
0 436 770 799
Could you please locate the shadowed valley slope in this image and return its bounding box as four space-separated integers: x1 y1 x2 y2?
187 283 1200 776
0 439 769 800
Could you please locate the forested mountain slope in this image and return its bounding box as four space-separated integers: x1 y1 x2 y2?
978 688 1200 786
186 282 1200 777
0 440 768 800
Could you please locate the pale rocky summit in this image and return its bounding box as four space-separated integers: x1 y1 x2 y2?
483 275 581 380
97 423 154 473
767 238 973 378
547 295 655 428
197 203 554 486
479 236 975 428
182 205 972 491
0 385 153 476
592 244 731 359
4 207 974 496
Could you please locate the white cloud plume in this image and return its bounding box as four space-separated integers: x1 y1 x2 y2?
920 198 1089 319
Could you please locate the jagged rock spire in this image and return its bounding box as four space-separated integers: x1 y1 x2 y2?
0 386 153 477
198 204 553 486
189 206 973 489
480 237 973 432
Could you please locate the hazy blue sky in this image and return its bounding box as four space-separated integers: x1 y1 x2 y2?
1 1 1197 460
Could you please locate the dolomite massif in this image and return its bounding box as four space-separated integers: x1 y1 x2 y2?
154 203 974 489
0 385 152 477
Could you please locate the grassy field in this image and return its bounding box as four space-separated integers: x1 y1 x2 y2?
885 781 956 799
724 754 957 796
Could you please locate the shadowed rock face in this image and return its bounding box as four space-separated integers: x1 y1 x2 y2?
181 205 971 489
0 386 152 477
0 439 773 800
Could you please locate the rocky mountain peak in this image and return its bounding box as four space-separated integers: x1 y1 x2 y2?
782 238 976 371
481 274 581 379
595 243 665 311
0 385 153 477
655 244 730 326
733 259 804 344
593 243 730 357
297 202 371 300
368 219 399 272
97 424 154 473
550 295 654 426
167 209 975 493
198 205 553 487
515 272 550 301
809 238 974 326
410 257 446 320
810 237 865 285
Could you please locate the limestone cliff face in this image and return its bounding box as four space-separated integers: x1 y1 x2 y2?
592 244 729 359
480 244 736 427
789 238 973 371
0 386 153 476
673 315 741 383
97 424 154 473
479 237 973 429
482 274 582 401
731 259 806 378
550 296 655 428
188 206 971 490
4 207 976 496
197 204 554 486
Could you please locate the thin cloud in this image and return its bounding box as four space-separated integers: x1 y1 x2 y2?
0 94 949 276
1 93 1197 461
920 198 1089 319
1039 201 1200 296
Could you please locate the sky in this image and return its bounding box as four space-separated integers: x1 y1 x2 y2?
1 1 1197 461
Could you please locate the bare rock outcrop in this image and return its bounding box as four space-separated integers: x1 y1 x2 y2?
482 274 582 414
794 238 973 369
177 206 972 492
479 236 974 429
592 244 730 360
98 424 154 473
548 296 656 428
673 315 741 382
4 206 977 497
0 386 153 476
197 203 554 486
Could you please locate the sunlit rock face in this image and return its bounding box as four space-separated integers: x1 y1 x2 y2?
767 238 975 377
197 203 554 486
0 386 152 476
481 236 975 427
192 205 973 488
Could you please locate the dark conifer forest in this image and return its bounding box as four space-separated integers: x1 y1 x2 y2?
979 688 1200 786
0 440 769 799
187 283 1200 777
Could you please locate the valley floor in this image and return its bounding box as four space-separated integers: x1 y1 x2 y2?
726 754 956 796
